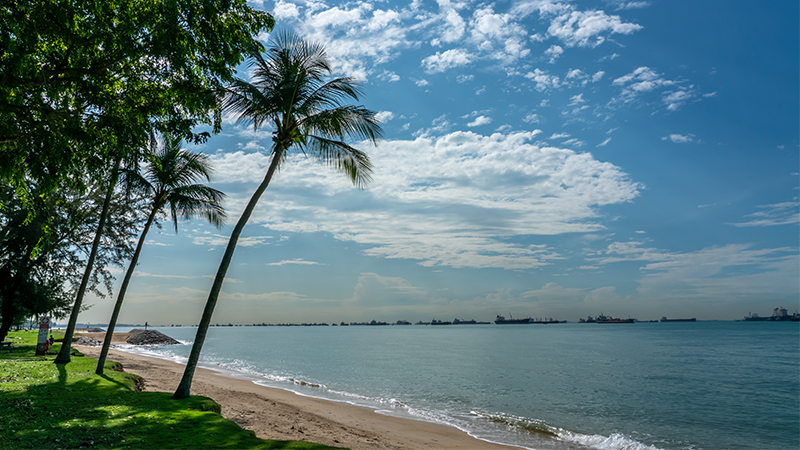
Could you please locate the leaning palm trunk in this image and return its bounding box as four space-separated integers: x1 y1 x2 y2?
173 148 283 399
173 32 382 398
95 207 158 374
55 157 121 364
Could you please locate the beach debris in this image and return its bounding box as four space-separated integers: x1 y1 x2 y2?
126 329 180 346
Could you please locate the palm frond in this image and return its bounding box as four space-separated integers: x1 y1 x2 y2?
166 185 227 232
302 106 384 144
303 136 373 188
220 30 383 188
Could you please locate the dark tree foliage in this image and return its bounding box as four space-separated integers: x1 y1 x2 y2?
0 181 141 342
0 0 273 347
0 0 274 193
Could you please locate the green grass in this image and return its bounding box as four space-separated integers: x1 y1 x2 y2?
0 330 341 449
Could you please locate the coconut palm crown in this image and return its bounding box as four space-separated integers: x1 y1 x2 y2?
223 31 382 185
95 135 226 374
173 32 383 399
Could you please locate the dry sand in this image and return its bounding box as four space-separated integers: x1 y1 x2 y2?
73 333 516 450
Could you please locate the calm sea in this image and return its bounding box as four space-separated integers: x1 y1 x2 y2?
114 321 799 450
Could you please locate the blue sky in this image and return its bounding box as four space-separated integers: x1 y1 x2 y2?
82 0 798 325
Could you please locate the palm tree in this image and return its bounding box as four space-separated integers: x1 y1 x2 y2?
173 32 383 399
95 135 226 375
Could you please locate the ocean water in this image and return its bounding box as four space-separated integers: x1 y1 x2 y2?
114 321 799 450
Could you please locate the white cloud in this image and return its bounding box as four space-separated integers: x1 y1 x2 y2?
589 241 798 305
267 258 323 266
730 201 800 227
209 131 642 270
524 69 560 91
467 115 492 127
566 69 584 79
348 272 428 306
662 134 693 143
662 89 693 111
272 0 300 20
549 132 571 139
522 282 584 302
597 138 611 147
192 233 272 248
457 74 474 83
422 48 472 73
606 1 651 10
375 111 395 123
378 70 401 82
612 66 678 105
568 93 586 105
545 45 564 63
634 245 798 302
523 113 540 123
546 9 643 47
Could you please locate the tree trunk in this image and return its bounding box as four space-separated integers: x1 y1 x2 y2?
0 288 18 342
96 205 159 374
54 157 121 364
173 149 283 399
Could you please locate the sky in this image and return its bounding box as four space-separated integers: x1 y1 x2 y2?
81 0 798 326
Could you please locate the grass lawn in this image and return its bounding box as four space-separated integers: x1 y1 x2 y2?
0 330 341 449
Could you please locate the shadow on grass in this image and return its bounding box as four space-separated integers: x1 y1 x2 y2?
0 332 340 450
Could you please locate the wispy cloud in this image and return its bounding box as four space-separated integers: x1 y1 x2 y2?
662 134 694 143
730 201 800 227
267 258 323 266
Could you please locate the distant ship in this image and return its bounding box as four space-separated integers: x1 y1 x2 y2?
744 307 797 322
595 314 635 324
494 314 532 324
452 318 491 325
578 316 596 323
431 319 452 325
531 318 567 324
660 317 696 322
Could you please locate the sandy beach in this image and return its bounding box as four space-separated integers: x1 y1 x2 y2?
74 333 516 450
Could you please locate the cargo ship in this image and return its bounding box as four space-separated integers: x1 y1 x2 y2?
494 314 532 324
744 307 797 322
595 314 634 324
660 317 696 322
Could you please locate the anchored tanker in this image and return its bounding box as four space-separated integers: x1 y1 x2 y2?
494 314 533 324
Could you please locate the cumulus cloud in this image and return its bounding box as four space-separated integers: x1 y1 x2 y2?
467 115 492 127
545 9 643 47
208 131 642 270
422 48 473 73
375 111 395 123
545 45 564 63
524 69 560 91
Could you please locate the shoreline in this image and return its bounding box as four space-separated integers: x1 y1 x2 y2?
73 333 518 450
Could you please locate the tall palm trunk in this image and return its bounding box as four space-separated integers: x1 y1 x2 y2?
55 157 121 364
173 148 283 399
95 205 159 374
